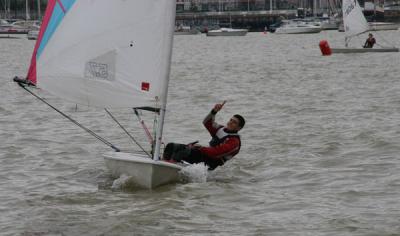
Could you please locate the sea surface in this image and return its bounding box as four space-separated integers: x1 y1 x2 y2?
1 30 400 236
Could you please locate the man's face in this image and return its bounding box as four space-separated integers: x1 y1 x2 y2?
226 116 241 132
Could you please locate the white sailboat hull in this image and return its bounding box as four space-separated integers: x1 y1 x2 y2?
331 47 399 53
369 22 399 31
174 29 200 35
321 22 339 30
27 30 39 40
104 152 182 189
275 26 322 34
206 28 247 36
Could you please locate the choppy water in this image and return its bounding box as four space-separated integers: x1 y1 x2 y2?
1 30 400 235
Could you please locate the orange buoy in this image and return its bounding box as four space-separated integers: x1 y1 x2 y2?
319 40 332 56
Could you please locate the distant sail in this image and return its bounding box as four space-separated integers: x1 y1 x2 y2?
342 0 369 38
27 0 176 108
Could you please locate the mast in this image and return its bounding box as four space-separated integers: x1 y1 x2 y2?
25 0 30 20
270 0 273 14
373 0 376 21
2 0 4 18
314 0 317 16
153 2 176 161
6 0 10 19
37 0 41 20
3 0 8 18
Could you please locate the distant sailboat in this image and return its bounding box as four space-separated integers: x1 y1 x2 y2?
14 0 183 189
331 0 398 53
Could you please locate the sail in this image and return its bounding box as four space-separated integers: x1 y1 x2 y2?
342 0 369 38
26 0 176 108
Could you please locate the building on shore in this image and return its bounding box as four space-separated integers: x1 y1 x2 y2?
1 0 399 25
175 0 342 30
176 0 331 13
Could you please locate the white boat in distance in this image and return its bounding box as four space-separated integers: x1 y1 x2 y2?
27 29 39 40
274 20 322 34
331 0 398 53
27 25 40 40
174 25 200 35
332 47 399 53
339 22 399 32
369 22 399 31
14 0 184 189
318 17 340 30
0 20 27 34
206 27 247 36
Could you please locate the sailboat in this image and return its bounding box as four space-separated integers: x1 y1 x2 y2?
13 0 183 189
331 0 399 53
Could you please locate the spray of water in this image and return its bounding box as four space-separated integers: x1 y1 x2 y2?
110 163 209 190
111 174 131 190
179 163 208 183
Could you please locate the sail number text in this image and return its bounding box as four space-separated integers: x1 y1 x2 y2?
344 3 355 16
85 62 109 80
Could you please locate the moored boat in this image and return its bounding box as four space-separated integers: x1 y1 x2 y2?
369 22 399 31
275 20 322 34
174 25 200 35
206 27 247 36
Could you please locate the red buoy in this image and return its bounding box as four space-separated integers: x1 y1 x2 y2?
319 40 332 56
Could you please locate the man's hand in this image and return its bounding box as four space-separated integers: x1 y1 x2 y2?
213 101 226 113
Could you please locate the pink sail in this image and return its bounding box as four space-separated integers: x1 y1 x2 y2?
26 0 56 85
26 0 75 85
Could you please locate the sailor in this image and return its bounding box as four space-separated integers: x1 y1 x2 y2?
163 101 245 170
363 33 376 48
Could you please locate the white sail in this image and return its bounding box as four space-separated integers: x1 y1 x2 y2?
22 0 183 188
36 0 176 108
342 0 369 38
